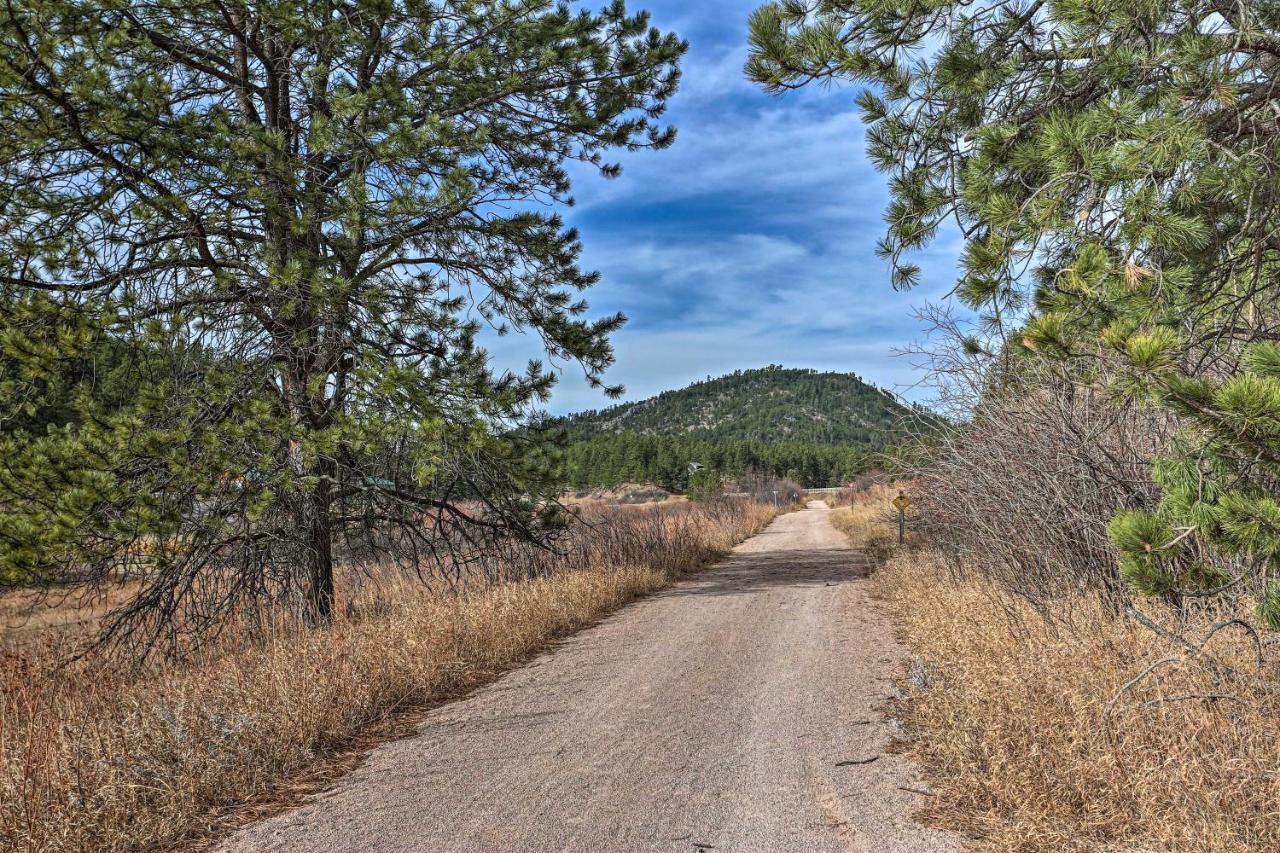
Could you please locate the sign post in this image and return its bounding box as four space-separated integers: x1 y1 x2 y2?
891 491 911 545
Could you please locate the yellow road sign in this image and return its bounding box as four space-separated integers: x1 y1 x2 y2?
892 493 911 512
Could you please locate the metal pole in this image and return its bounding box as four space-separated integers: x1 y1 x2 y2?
898 507 905 545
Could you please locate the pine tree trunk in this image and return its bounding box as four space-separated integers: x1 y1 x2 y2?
303 472 335 625
300 444 339 625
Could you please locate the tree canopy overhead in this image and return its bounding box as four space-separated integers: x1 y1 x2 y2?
0 0 684 651
748 3 1280 621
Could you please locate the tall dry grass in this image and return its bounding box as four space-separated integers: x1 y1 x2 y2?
828 483 910 564
836 494 1280 851
1 499 775 853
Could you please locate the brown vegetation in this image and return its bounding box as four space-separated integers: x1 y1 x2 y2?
1 583 143 645
827 483 903 564
837 495 1280 851
812 470 892 509
0 499 774 853
911 362 1170 603
563 482 678 505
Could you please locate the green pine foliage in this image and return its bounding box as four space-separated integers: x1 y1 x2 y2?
564 365 919 443
564 432 872 491
748 2 1280 619
560 366 921 488
685 467 723 502
0 0 685 646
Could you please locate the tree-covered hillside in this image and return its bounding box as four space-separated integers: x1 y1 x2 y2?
560 366 922 490
564 366 918 445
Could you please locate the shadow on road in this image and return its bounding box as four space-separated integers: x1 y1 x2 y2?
667 547 871 599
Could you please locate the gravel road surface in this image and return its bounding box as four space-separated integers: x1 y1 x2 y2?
220 502 957 853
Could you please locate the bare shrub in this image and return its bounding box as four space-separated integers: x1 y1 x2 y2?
733 469 805 508
834 461 1280 849
903 321 1176 605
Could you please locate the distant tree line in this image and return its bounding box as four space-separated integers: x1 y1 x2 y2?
563 431 872 491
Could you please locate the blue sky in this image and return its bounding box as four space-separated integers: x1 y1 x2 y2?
490 0 964 414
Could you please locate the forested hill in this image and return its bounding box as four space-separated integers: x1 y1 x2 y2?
563 366 915 445
559 366 923 491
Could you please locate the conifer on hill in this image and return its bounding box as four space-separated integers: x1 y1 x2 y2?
749 2 1280 624
0 0 684 652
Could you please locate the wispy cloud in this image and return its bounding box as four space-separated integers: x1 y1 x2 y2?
485 1 965 414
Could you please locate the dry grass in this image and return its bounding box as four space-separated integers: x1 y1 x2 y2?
848 511 1280 850
828 483 908 564
1 583 143 644
1 499 774 853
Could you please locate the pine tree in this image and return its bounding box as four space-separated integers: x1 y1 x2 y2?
0 0 684 651
749 1 1280 623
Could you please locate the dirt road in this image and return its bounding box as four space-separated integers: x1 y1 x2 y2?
220 503 956 853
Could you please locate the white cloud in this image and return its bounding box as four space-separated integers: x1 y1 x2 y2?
485 224 967 413
480 1 971 415
573 91 878 216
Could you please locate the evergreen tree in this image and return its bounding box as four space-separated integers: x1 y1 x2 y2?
748 2 1280 622
686 467 722 502
563 365 920 445
562 431 870 490
0 0 684 649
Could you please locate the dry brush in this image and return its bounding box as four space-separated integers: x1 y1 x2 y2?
0 499 775 852
833 490 1280 851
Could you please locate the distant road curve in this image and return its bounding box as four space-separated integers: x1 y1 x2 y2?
220 502 957 853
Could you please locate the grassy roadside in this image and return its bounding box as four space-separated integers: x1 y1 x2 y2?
833 494 1280 852
2 500 776 852
824 484 900 565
